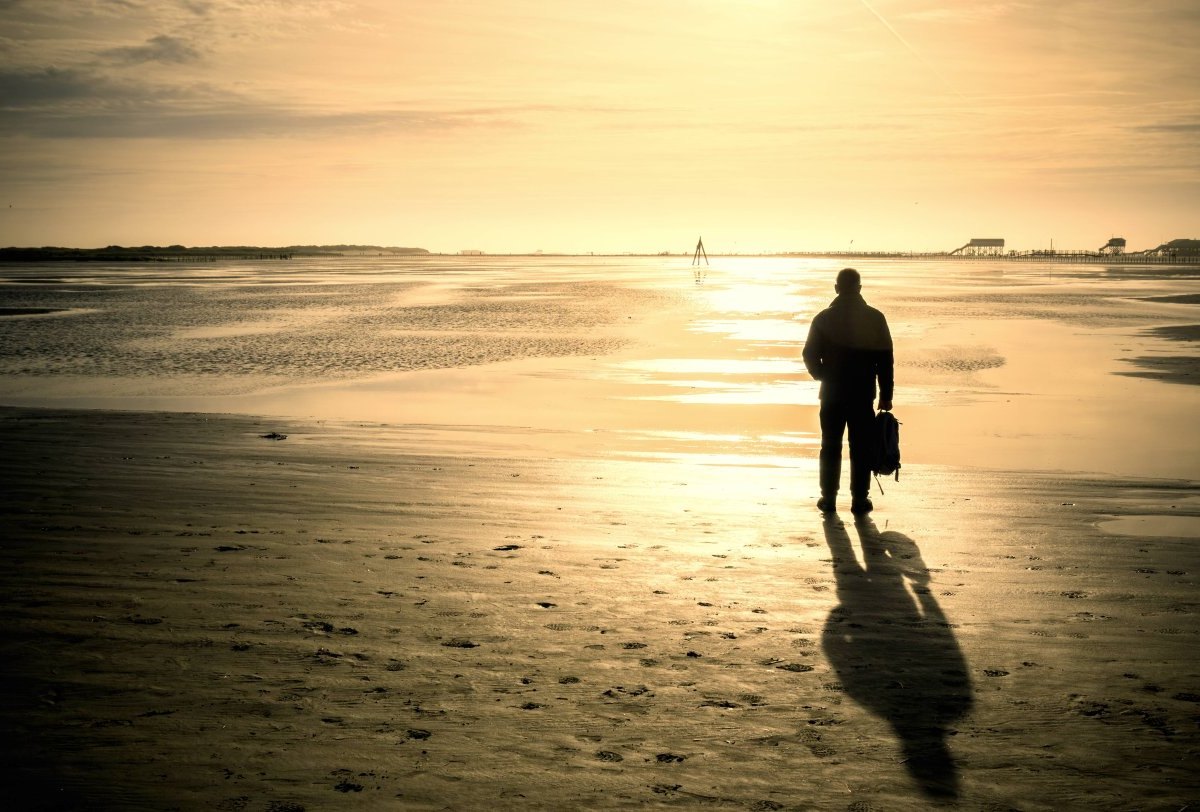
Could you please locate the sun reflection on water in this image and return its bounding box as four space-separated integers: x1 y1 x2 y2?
620 358 799 375
632 381 812 406
613 258 825 407
691 317 806 343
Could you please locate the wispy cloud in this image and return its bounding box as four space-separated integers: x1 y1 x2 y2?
0 66 131 106
0 65 524 138
896 2 1031 24
1122 94 1200 127
103 33 202 65
17 107 490 139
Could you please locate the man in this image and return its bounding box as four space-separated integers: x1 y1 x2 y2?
802 268 894 515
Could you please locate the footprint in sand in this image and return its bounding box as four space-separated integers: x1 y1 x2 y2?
776 663 814 673
264 802 305 812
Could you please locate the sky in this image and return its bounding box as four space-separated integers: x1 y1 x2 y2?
0 0 1197 254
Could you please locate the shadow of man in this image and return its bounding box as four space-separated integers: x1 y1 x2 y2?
821 515 973 799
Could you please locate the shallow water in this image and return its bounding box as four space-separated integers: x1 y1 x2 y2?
1 254 1197 479
0 257 673 389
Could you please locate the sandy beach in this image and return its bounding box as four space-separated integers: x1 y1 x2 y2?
1 408 1198 811
1 256 1198 810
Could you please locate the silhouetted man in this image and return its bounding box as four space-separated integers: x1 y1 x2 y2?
802 268 894 514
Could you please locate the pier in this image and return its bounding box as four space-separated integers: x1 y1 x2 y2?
780 250 1199 265
138 252 294 262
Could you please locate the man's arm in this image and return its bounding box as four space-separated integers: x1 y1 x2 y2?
876 313 894 410
802 317 825 380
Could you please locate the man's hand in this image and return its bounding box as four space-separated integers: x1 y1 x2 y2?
878 399 893 412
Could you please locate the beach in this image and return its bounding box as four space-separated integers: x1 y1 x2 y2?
1 256 1198 810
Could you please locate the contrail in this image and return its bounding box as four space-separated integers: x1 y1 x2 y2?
858 0 958 94
859 0 922 62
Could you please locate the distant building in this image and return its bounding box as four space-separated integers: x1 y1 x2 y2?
950 238 1005 256
1146 238 1200 257
1099 237 1126 255
459 250 485 256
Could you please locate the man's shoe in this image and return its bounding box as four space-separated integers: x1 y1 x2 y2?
850 497 873 515
817 496 836 513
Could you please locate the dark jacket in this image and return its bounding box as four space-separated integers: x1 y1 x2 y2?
803 292 894 403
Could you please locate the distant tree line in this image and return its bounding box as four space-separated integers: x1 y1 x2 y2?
0 245 431 262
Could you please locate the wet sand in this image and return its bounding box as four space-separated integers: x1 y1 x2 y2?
1 256 1198 809
1 408 1198 811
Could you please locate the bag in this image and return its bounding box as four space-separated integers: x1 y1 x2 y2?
871 410 901 493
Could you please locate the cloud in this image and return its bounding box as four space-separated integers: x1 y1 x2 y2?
103 34 202 65
0 66 127 105
13 108 483 139
1131 118 1200 134
0 65 514 138
0 56 656 140
896 2 1031 24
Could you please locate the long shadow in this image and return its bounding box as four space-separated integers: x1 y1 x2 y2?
821 515 973 799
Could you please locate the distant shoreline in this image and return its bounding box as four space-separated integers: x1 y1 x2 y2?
571 251 1200 264
2 245 1198 264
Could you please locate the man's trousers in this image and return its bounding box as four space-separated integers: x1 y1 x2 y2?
819 399 875 499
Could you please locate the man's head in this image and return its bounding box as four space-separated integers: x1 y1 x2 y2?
835 267 861 294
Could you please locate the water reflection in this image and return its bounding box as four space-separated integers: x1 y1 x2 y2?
822 516 972 799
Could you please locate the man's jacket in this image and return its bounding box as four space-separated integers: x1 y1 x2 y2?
802 292 894 403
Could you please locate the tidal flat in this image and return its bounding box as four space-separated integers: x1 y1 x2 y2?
0 255 1197 809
